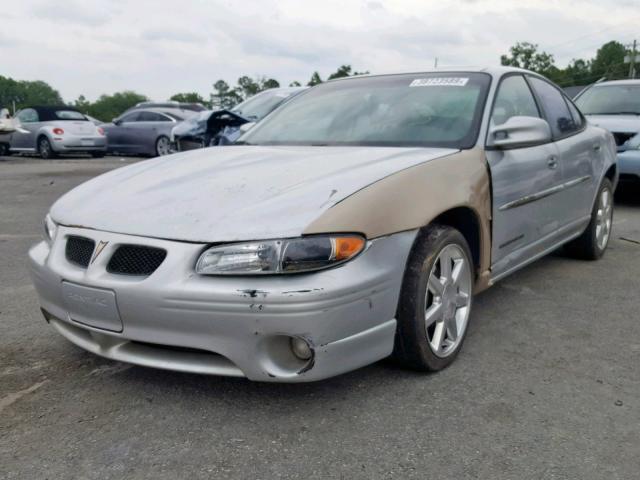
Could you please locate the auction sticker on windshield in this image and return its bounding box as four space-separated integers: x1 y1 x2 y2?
410 77 469 87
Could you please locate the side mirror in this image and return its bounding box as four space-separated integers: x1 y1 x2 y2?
112 118 122 125
488 116 552 149
238 122 256 134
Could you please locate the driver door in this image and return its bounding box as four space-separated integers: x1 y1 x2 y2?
486 74 563 279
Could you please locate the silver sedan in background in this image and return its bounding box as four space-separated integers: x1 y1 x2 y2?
103 108 196 157
0 106 107 159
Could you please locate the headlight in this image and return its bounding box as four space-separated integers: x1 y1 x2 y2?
43 213 57 243
195 235 366 275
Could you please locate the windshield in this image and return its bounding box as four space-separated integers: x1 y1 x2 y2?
232 90 296 121
240 73 491 148
55 110 87 121
575 85 640 115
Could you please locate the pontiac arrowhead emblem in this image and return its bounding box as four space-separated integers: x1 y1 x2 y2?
91 240 109 264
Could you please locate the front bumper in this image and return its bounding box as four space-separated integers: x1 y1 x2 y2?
28 227 417 382
52 135 107 152
618 150 640 180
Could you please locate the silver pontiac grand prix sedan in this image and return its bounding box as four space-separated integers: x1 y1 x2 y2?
29 67 617 382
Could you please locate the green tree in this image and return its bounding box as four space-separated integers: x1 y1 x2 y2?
237 76 261 98
86 91 148 121
211 80 242 109
0 75 63 111
500 42 556 76
591 41 628 81
307 71 323 86
73 95 91 113
169 92 207 105
260 77 280 90
289 81 302 87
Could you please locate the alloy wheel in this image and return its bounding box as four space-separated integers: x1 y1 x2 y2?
425 244 472 358
39 138 52 159
595 187 613 250
156 137 171 156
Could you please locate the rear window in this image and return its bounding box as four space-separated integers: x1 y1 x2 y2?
55 110 87 121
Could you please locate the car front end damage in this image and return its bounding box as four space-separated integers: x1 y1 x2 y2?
29 225 416 382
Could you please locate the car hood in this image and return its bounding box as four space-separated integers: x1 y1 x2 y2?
585 114 640 132
50 145 457 242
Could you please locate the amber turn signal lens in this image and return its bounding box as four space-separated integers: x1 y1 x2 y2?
334 236 365 261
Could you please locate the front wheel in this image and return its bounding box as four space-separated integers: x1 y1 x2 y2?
564 178 614 260
38 137 57 160
155 136 171 157
393 225 474 371
0 143 11 156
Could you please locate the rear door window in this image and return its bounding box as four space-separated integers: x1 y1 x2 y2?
528 77 578 138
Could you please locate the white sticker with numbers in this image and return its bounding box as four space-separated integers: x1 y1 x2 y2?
410 77 469 87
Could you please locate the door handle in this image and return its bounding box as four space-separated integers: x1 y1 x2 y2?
547 155 558 169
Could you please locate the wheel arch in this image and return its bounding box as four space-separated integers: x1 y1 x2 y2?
428 206 483 277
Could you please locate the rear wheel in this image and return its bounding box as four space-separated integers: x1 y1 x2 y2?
393 225 474 371
155 136 171 156
38 136 57 160
0 143 10 156
564 178 614 260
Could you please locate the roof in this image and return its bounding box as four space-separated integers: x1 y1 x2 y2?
24 105 82 122
588 79 640 87
324 65 540 83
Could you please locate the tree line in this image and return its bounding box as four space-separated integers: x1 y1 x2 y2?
0 64 368 121
0 40 632 121
501 40 632 87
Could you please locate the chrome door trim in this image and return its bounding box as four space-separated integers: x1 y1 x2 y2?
498 175 592 211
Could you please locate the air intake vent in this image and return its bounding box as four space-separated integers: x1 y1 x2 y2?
65 236 95 268
107 245 167 276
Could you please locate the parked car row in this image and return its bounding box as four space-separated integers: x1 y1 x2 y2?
29 66 620 382
0 90 302 159
171 87 306 151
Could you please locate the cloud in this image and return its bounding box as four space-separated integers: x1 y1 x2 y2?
141 29 206 44
31 0 113 26
0 0 636 102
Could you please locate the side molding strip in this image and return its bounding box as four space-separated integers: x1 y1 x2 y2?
498 175 592 211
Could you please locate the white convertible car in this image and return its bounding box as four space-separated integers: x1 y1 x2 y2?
29 67 617 382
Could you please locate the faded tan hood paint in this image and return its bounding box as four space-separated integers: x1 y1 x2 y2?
304 148 492 291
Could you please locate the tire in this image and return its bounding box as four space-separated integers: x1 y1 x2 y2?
155 136 171 157
393 224 474 371
564 178 614 260
0 143 11 156
38 136 57 160
90 152 105 158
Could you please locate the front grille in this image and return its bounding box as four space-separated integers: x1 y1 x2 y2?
65 236 95 268
612 132 636 146
107 245 167 276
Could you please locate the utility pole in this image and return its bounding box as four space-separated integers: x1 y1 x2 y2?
629 39 637 79
434 57 438 68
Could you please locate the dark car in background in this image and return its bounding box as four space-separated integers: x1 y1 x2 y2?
103 107 196 157
171 87 306 151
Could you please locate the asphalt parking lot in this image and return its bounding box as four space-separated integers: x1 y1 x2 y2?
1 155 639 480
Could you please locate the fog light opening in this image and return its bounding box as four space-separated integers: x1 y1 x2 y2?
290 337 313 361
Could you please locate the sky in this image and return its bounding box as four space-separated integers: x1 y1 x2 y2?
1 0 639 102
